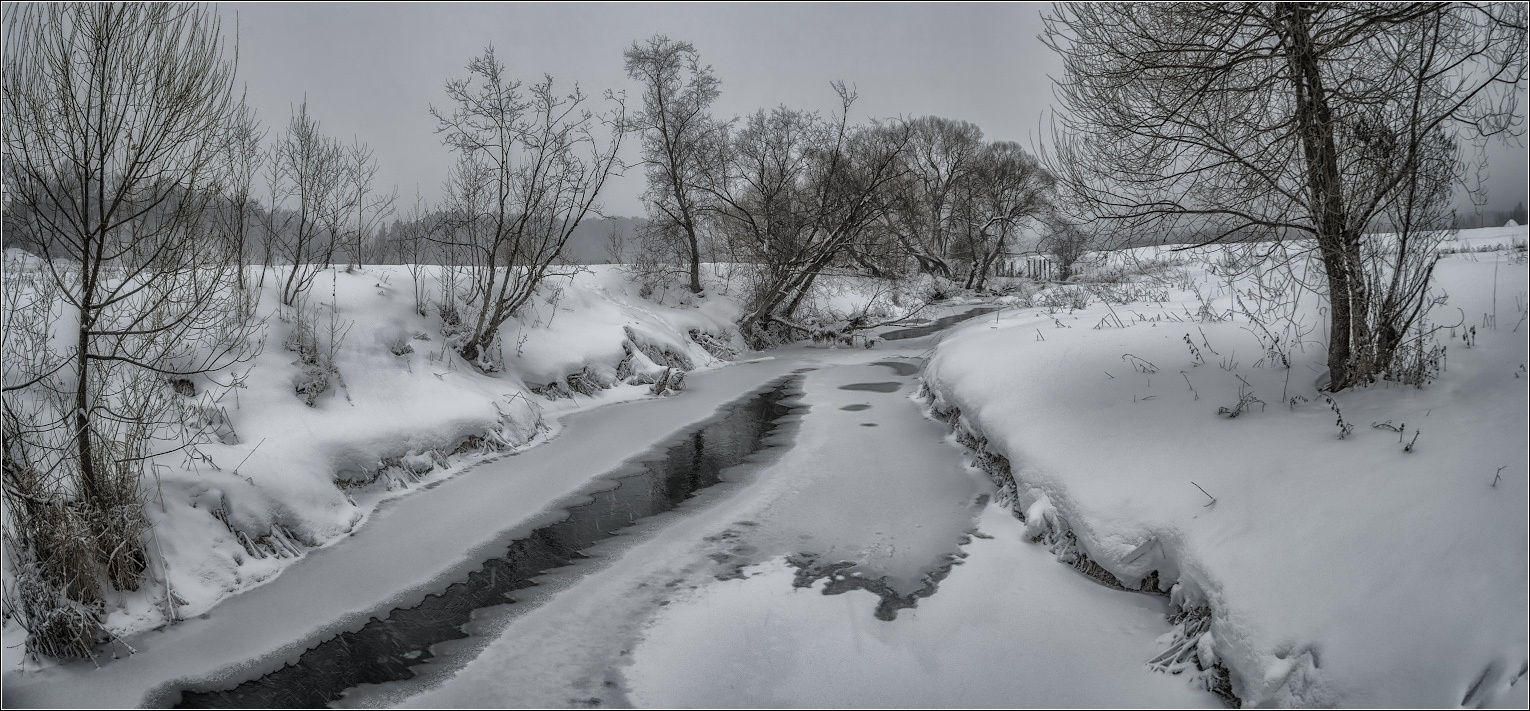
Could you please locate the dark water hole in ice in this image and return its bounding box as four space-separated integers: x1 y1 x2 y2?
870 361 920 376
839 382 903 393
175 378 805 709
881 307 999 341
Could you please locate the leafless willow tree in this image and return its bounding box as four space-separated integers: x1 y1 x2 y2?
431 46 626 366
218 98 266 290
706 84 914 347
2 2 259 656
1043 2 1527 390
262 99 349 306
878 116 986 279
341 137 395 270
391 192 442 317
954 141 1055 291
624 35 723 294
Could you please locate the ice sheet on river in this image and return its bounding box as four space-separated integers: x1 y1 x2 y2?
384 358 991 706
384 357 1215 707
626 506 1220 709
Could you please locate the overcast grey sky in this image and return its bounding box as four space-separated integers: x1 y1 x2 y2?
221 2 1528 219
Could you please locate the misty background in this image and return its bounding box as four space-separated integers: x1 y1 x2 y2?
220 2 1528 234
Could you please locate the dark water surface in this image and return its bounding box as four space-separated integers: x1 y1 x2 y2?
175 378 805 709
870 361 920 376
838 382 903 393
881 307 999 340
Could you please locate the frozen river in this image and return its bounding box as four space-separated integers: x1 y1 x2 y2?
5 308 1219 709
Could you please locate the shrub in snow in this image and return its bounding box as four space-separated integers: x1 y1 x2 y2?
1149 605 1236 702
565 368 603 397
688 329 737 360
431 47 624 366
283 298 351 407
3 563 108 660
649 367 686 396
1037 285 1092 312
625 326 694 371
1216 375 1266 418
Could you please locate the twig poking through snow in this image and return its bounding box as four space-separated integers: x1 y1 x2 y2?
1492 466 1506 487
1403 429 1420 453
232 438 266 477
1122 353 1159 374
1191 481 1217 507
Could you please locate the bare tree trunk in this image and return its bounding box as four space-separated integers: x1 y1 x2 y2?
72 323 98 507
687 223 703 294
1283 3 1358 390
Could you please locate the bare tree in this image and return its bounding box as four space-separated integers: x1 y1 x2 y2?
954 141 1055 291
707 84 913 347
624 35 722 294
341 137 396 270
431 45 626 366
1039 219 1095 282
392 191 441 316
263 99 346 306
3 2 259 655
1043 2 1527 390
878 116 986 279
218 97 266 290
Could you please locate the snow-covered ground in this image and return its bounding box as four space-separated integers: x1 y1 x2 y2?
5 227 1523 709
1 356 808 707
923 224 1530 707
1 260 744 671
0 259 987 706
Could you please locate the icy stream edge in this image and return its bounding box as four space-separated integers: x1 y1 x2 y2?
916 380 1242 708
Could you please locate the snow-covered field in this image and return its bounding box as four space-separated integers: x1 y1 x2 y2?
923 224 1530 707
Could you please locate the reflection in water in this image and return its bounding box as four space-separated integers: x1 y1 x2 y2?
176 379 804 709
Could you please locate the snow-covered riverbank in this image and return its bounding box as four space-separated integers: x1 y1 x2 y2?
922 226 1529 707
1 356 808 707
1 263 993 707
0 259 747 661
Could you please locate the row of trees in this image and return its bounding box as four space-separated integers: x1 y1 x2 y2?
620 37 1061 346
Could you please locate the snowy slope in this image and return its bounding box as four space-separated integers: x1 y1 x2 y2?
923 226 1530 707
1 260 742 661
